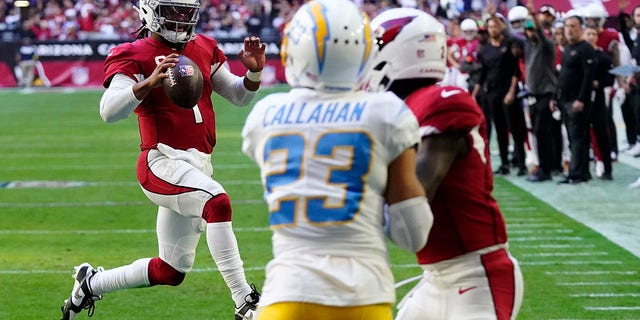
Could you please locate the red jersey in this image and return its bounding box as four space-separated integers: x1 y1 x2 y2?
104 34 227 154
555 45 563 71
597 28 619 55
405 85 508 264
448 37 479 68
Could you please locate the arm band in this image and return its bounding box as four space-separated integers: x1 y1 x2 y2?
387 196 433 253
245 70 262 82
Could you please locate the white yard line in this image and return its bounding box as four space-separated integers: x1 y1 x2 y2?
0 163 256 171
507 223 563 228
519 260 622 266
0 199 264 208
509 236 583 241
556 281 640 286
507 217 552 223
508 229 575 234
545 271 637 276
0 227 270 235
517 244 595 249
0 180 261 189
0 263 419 275
521 252 608 257
584 306 640 311
571 293 640 298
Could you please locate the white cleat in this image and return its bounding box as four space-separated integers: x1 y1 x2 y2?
629 177 640 189
60 263 103 320
626 142 640 157
595 161 604 178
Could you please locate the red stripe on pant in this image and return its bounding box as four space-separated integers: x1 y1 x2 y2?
136 149 199 195
590 128 602 161
481 248 516 320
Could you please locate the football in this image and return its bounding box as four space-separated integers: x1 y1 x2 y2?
163 55 204 109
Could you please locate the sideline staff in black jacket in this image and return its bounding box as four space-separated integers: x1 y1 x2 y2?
552 15 595 184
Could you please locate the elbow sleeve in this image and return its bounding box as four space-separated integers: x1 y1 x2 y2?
387 197 433 253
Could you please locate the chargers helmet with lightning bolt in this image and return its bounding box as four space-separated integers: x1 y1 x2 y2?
280 0 373 92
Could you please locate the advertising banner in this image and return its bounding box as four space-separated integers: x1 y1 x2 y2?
1 39 284 88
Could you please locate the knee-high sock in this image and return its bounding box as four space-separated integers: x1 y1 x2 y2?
206 221 251 306
88 258 151 295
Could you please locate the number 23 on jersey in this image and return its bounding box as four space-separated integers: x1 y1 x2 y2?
263 130 373 227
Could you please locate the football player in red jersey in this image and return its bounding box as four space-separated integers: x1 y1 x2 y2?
362 8 523 320
60 1 263 319
444 18 480 91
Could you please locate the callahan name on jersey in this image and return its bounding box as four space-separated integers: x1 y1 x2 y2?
261 101 366 127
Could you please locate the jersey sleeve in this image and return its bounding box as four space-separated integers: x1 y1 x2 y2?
241 93 284 162
193 34 228 75
241 102 263 162
602 29 619 53
103 43 142 87
406 86 484 137
378 92 420 162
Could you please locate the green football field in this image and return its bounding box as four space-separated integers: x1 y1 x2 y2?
0 87 639 319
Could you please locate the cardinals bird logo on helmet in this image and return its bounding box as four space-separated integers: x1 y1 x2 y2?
362 8 447 92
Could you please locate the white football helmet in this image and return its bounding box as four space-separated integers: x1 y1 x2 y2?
508 6 528 34
138 0 200 44
460 18 478 41
583 3 607 29
361 8 446 92
280 0 372 92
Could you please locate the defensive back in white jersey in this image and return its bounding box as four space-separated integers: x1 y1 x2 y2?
242 87 419 258
242 87 419 307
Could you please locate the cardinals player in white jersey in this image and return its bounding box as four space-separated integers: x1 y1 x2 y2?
60 1 263 319
242 1 433 319
362 8 523 320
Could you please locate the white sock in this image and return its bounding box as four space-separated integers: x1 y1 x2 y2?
206 222 251 306
89 258 151 295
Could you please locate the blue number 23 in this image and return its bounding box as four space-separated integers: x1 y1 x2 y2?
263 131 372 227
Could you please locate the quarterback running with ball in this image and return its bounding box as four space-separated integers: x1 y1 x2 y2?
60 0 264 319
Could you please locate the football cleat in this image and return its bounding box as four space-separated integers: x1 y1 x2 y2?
629 177 640 189
234 283 261 320
60 263 103 320
595 160 604 178
626 142 640 157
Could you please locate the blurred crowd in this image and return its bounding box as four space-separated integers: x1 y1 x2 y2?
0 0 498 42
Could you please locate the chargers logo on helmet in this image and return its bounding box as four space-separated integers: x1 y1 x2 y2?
281 0 373 91
308 1 330 73
281 2 330 74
